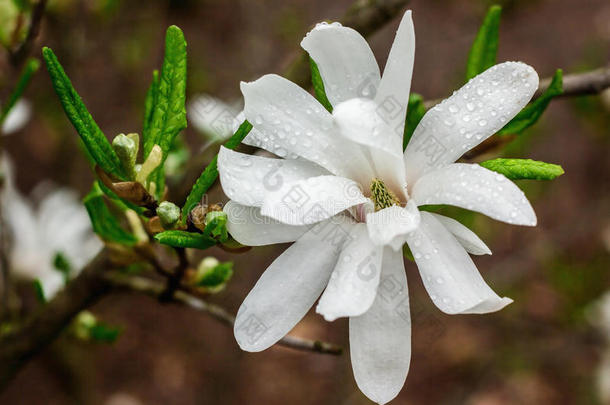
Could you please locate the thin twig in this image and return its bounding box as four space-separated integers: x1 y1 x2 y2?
105 272 343 355
9 0 48 68
159 247 188 301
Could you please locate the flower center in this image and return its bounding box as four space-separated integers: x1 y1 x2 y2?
370 178 401 211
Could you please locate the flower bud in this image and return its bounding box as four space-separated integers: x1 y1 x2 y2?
112 133 137 180
136 144 162 184
157 201 180 229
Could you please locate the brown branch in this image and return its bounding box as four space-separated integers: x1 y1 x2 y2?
0 249 111 389
9 0 48 68
283 0 411 89
104 272 343 355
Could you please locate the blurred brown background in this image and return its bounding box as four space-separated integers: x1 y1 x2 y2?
1 0 609 404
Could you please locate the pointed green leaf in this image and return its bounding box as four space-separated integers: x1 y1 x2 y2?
309 58 333 112
84 183 138 245
466 5 502 80
154 230 217 250
0 57 39 125
498 69 563 135
142 25 187 158
142 69 159 143
42 47 125 179
33 280 46 303
403 93 426 150
479 158 564 180
181 120 252 223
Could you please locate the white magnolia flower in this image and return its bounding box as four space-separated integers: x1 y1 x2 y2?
1 99 32 135
218 11 538 403
0 156 103 299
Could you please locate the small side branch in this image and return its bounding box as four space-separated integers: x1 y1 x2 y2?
9 0 48 67
105 273 343 356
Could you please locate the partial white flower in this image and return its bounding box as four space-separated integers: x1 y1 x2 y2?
0 156 103 299
218 10 539 404
1 99 32 135
187 94 242 143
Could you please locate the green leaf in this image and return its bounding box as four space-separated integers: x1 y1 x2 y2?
84 183 138 245
142 69 159 151
89 323 121 343
52 251 72 283
202 211 228 242
196 261 233 289
466 5 502 80
403 93 426 150
479 158 564 180
181 120 252 223
142 26 187 158
309 58 333 112
42 47 125 179
154 230 217 250
498 69 563 135
33 280 46 303
0 57 39 125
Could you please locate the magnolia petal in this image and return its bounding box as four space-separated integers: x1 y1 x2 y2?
234 219 354 351
366 201 421 250
224 201 309 246
411 163 536 226
404 62 539 183
430 213 492 255
332 98 408 198
187 94 240 141
1 99 31 135
316 224 383 321
260 175 369 226
218 146 327 207
374 10 415 136
350 247 411 404
301 22 381 106
240 74 374 185
406 212 512 314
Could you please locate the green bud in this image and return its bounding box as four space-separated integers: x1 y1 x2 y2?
112 133 137 180
193 257 234 292
136 144 162 184
158 201 180 229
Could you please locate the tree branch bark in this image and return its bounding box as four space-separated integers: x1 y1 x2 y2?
0 249 111 389
9 0 48 68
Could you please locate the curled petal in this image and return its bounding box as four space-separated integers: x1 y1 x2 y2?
430 213 491 255
366 201 421 250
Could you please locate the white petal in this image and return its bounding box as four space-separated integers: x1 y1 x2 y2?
374 10 415 136
224 200 309 246
300 22 381 106
39 270 65 300
316 224 383 321
234 218 355 351
430 213 491 255
187 94 240 142
261 175 369 225
350 247 411 404
2 99 31 135
332 98 408 197
218 146 328 207
240 74 374 185
406 212 512 314
404 62 539 183
411 163 537 226
366 201 420 250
